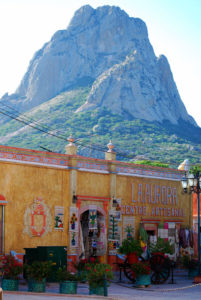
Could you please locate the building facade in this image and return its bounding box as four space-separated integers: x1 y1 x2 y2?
0 140 192 266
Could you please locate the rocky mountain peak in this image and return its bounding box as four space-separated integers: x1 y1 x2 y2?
68 5 148 40
0 5 197 127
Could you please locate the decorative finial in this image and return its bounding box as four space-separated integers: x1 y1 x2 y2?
68 134 74 145
107 140 114 153
178 159 190 172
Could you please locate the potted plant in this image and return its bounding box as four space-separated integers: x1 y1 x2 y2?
0 254 23 291
57 267 78 294
24 261 52 292
74 258 88 282
119 237 143 264
125 225 134 238
179 255 198 278
131 261 151 287
150 237 174 256
85 263 113 296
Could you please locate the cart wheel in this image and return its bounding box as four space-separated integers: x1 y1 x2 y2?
123 256 145 282
150 254 170 284
123 258 136 282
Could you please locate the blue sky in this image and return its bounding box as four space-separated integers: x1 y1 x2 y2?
0 0 200 126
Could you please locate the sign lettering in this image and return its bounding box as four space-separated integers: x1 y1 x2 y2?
121 182 183 217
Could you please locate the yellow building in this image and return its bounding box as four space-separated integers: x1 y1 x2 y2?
0 138 192 267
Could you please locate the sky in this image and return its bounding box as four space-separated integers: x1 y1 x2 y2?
0 0 201 126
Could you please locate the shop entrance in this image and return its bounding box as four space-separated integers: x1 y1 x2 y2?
146 230 157 244
80 209 106 259
143 223 158 246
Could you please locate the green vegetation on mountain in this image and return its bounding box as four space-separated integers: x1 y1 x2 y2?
0 87 200 168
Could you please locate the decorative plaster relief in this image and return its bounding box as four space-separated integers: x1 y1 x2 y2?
24 197 52 237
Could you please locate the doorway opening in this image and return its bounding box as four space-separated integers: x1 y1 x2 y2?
80 209 106 259
146 230 157 244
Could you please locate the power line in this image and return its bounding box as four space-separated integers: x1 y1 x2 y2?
0 106 108 153
0 102 110 152
0 102 75 139
0 107 68 141
0 103 200 167
2 101 99 142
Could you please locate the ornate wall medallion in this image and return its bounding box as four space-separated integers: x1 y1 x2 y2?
24 197 52 237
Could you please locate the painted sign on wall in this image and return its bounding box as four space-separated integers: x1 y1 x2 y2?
121 182 184 217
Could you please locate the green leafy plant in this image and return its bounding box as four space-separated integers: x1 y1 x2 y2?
119 237 143 256
74 258 88 271
85 263 113 288
124 225 134 237
179 255 198 270
131 261 151 277
56 267 78 282
0 254 23 279
24 261 52 282
139 225 148 242
1 86 200 167
132 160 169 168
150 237 174 255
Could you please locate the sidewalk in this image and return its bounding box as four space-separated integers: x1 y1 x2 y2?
2 269 201 300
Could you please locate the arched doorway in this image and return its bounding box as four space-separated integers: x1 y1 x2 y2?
79 207 107 259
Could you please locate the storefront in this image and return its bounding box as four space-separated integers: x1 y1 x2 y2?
0 140 192 266
192 193 201 256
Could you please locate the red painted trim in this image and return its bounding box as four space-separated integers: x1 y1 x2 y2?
0 145 184 174
113 160 184 173
78 198 109 204
79 205 106 218
77 195 110 201
0 145 69 158
0 150 69 161
164 219 184 223
103 201 108 214
141 219 161 222
76 198 81 210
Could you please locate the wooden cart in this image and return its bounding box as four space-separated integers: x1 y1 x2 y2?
119 254 171 284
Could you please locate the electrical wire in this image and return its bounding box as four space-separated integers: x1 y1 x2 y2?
0 105 197 165
0 102 97 142
0 102 200 167
0 104 139 158
0 103 73 140
0 102 159 156
0 105 109 153
0 102 113 153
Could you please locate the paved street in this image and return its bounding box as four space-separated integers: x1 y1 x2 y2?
3 283 201 300
2 269 201 300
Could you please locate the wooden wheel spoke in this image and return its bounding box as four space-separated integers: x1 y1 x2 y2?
160 271 167 280
149 254 171 284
